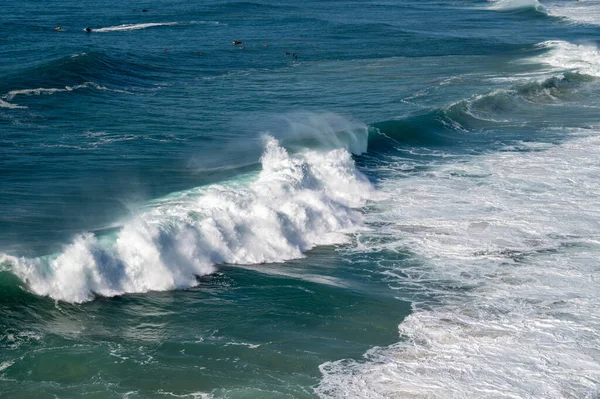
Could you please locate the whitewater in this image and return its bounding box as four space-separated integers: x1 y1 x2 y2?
1 0 600 397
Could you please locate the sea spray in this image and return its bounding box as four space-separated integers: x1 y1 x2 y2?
3 133 374 302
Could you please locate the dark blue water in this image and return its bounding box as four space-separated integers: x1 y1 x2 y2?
2 0 600 397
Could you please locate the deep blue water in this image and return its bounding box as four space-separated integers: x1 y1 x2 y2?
2 0 600 397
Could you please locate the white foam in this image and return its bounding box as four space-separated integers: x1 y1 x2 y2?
91 22 179 32
4 123 374 302
488 0 544 12
0 361 14 372
317 133 600 398
534 40 600 77
0 99 26 109
545 0 600 25
4 82 127 102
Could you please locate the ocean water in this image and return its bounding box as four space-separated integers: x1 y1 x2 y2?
1 0 600 397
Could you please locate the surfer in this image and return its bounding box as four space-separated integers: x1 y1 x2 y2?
53 26 62 31
292 53 297 60
85 27 92 33
232 40 243 45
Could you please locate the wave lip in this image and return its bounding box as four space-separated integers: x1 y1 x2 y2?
90 22 179 32
3 127 374 303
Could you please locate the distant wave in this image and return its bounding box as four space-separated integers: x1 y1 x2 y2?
488 0 546 13
90 22 179 32
1 113 374 302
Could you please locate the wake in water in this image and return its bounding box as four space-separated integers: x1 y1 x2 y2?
1 115 374 302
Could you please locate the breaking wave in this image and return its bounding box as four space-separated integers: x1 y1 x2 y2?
1 115 374 303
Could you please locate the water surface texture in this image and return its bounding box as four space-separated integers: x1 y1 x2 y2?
1 0 600 397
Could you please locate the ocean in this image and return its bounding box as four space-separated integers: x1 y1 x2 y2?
1 0 600 397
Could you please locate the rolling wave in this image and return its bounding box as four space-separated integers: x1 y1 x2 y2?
1 114 373 302
1 51 158 95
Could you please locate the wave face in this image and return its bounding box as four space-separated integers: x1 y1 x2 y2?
2 124 373 302
317 130 600 399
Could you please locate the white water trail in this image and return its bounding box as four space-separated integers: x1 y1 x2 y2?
317 132 600 398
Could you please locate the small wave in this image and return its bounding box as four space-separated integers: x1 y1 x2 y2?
488 0 546 13
534 40 600 77
2 82 129 107
90 22 179 32
3 117 374 303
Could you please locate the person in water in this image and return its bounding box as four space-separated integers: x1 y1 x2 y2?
232 40 243 45
85 27 92 32
53 26 61 31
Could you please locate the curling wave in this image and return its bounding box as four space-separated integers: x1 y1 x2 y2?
1 127 374 303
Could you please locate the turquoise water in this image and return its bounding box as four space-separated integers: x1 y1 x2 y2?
2 0 600 397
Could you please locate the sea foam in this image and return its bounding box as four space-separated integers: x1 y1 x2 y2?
535 40 600 77
3 119 373 303
317 132 600 398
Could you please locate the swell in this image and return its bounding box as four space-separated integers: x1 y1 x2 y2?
0 51 160 106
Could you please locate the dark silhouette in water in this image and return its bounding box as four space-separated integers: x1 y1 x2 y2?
85 27 92 33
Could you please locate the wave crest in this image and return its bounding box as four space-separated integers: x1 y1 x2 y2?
3 133 374 303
